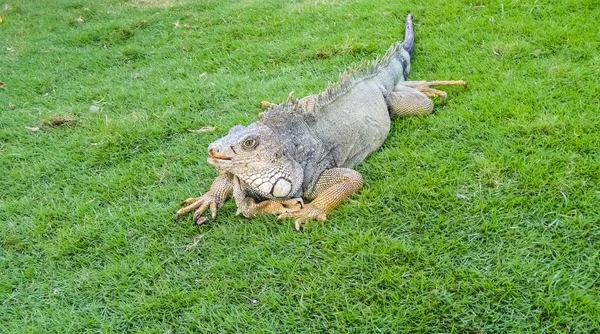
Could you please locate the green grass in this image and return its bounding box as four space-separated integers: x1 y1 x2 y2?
1 0 599 332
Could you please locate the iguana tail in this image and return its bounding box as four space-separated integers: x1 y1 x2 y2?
362 14 414 88
403 14 414 56
384 14 413 84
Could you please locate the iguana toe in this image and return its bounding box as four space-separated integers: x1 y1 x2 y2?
175 197 204 223
193 201 211 224
180 197 201 207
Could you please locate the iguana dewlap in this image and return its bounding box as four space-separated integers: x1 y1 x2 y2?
176 14 466 230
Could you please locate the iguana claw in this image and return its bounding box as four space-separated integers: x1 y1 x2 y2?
175 174 233 225
175 194 220 225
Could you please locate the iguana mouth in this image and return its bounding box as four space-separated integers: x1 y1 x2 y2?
207 156 233 168
207 146 232 167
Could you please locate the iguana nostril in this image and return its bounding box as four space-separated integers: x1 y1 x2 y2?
208 146 219 157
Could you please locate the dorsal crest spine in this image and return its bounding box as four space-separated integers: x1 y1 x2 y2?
261 41 405 122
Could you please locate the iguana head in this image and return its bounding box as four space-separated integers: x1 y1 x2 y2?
206 122 301 199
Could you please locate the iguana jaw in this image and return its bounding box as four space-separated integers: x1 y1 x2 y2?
207 156 233 169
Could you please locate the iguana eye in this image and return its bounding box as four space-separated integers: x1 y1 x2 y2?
242 137 259 150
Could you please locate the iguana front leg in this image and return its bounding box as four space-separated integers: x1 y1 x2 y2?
279 168 363 231
175 173 233 224
235 197 304 217
387 80 467 117
232 176 303 218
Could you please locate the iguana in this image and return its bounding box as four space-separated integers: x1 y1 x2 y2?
176 14 466 230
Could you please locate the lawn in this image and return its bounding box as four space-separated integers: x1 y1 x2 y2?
1 0 599 332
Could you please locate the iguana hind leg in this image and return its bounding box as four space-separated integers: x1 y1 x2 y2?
387 80 466 117
279 168 363 231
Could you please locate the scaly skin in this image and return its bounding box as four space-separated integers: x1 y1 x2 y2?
176 14 466 230
279 168 363 230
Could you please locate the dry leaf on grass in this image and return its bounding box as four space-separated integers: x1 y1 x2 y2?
77 16 85 23
456 193 470 200
188 126 216 133
0 81 5 89
43 115 78 127
9 103 16 109
25 127 40 132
